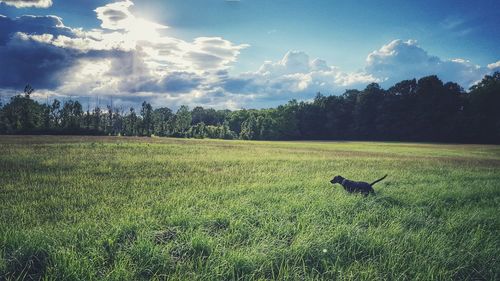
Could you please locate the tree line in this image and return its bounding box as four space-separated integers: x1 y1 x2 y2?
1 73 499 143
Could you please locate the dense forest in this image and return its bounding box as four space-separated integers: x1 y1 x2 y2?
1 73 499 143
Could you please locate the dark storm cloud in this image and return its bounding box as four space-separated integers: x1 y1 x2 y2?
0 33 74 88
0 33 134 89
0 14 134 89
0 15 75 44
158 72 203 93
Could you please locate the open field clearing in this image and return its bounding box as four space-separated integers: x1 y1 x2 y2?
0 136 499 280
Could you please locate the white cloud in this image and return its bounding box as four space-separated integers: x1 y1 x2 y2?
94 0 135 30
184 37 249 71
254 50 376 88
262 51 312 74
365 39 491 87
0 0 52 8
488 61 500 70
222 50 378 105
94 0 167 44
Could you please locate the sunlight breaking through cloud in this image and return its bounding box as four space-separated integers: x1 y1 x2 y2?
0 1 498 109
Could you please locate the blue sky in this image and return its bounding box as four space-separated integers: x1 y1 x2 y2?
0 0 499 109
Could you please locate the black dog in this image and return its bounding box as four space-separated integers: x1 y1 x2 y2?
330 174 387 195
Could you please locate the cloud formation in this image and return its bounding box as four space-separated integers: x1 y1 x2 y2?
365 39 492 87
0 1 498 109
0 0 52 8
0 1 249 108
488 60 500 70
218 50 378 107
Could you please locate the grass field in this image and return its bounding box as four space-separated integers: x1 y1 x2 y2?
0 136 499 280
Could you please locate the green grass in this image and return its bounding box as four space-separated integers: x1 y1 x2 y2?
1 136 499 280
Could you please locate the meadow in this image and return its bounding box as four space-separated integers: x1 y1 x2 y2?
0 136 499 280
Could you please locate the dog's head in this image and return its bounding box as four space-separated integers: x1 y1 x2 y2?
330 175 343 184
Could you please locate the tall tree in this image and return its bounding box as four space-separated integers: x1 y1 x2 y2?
141 101 153 136
92 106 102 132
354 83 384 139
0 85 44 131
240 114 258 140
467 72 500 143
61 100 83 129
174 105 192 136
153 107 173 136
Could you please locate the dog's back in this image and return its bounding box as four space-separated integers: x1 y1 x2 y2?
341 179 374 195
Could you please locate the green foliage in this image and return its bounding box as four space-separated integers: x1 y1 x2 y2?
240 114 257 140
61 100 83 129
141 102 153 136
0 136 499 280
174 105 192 137
152 107 173 137
0 94 45 132
1 73 499 143
467 72 500 143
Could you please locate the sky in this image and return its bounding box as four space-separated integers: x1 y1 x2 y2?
0 0 499 109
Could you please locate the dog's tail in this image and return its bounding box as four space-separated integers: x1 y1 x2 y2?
370 174 387 186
